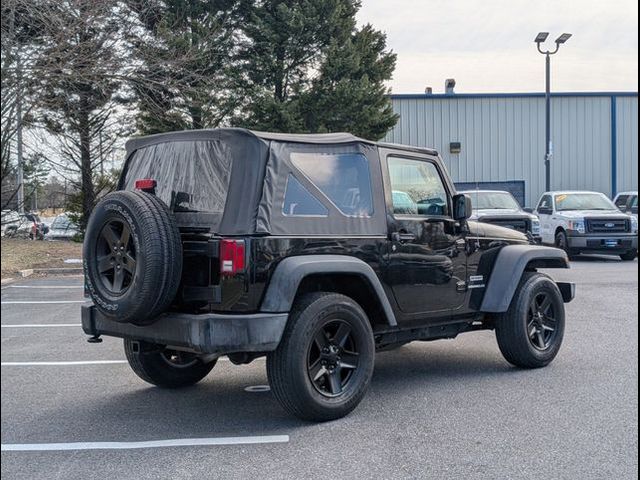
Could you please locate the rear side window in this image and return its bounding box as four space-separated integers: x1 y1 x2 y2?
290 152 373 217
615 195 629 208
283 174 329 217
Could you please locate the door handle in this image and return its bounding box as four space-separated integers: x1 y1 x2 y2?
390 231 416 242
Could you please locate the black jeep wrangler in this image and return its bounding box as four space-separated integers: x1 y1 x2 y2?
82 129 575 421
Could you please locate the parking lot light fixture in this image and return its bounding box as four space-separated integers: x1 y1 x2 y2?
555 33 572 44
534 31 572 191
535 32 549 43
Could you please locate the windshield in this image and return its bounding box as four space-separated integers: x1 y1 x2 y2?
555 193 617 211
466 191 520 210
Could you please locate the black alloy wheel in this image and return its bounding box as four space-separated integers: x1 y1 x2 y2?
495 272 566 369
527 292 558 351
96 219 137 294
307 320 360 397
267 292 375 421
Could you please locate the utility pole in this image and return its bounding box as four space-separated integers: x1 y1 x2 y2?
534 32 572 192
16 53 25 213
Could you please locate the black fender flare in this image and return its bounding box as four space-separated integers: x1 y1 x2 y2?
260 255 397 326
480 245 571 312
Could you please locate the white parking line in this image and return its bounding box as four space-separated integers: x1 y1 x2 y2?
8 285 84 289
1 360 127 366
0 358 264 366
1 301 87 304
1 435 290 451
1 324 81 328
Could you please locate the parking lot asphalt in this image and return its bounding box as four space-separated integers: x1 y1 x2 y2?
1 257 638 480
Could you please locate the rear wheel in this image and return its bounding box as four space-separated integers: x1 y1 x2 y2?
124 339 216 388
267 293 375 421
495 272 565 368
620 250 637 261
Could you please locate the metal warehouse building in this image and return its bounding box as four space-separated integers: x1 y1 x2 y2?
384 92 638 207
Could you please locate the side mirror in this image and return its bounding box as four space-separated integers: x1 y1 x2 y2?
452 194 472 221
538 207 553 215
523 207 534 213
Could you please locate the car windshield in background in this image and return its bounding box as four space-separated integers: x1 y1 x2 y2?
555 193 617 211
52 216 75 230
467 192 520 210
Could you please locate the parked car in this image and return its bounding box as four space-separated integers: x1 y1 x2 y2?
1 210 21 237
613 191 638 219
45 214 80 241
459 189 541 241
81 128 575 422
535 190 638 261
3 212 48 240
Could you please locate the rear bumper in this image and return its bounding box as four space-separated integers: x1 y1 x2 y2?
81 305 288 355
567 234 637 253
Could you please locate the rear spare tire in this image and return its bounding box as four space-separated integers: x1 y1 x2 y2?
83 190 182 325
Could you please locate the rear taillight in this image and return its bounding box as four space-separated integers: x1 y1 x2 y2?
134 178 157 193
220 239 245 276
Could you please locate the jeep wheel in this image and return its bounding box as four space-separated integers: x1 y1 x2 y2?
495 272 565 368
83 191 182 325
555 231 578 259
124 339 216 388
620 250 637 261
267 293 375 421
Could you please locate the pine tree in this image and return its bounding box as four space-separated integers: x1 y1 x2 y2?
301 24 398 140
130 0 242 134
235 0 358 132
236 0 397 139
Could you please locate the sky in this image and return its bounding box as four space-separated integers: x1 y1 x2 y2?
356 0 639 94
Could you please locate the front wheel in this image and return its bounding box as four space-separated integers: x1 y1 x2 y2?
124 339 216 388
495 272 565 368
620 250 637 261
555 230 578 259
267 292 375 422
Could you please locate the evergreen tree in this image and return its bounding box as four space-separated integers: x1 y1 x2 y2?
130 0 242 134
301 24 398 140
236 0 397 139
235 0 358 132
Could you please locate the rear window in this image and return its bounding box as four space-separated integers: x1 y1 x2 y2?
122 141 232 213
290 152 373 217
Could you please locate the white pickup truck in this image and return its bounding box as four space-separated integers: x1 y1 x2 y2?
535 190 638 261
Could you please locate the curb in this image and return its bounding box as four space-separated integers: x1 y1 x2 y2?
33 267 83 275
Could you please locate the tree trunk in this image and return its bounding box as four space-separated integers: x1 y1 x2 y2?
79 94 94 230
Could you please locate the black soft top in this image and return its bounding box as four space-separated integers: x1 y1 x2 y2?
120 128 439 236
125 128 437 156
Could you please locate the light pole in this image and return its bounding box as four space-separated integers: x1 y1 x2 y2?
535 32 572 192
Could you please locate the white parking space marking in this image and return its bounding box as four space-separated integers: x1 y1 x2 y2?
2 324 81 328
1 435 290 451
1 361 127 366
244 385 271 393
8 285 84 288
1 301 87 304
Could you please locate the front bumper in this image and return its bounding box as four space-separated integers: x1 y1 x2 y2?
81 305 288 355
567 234 638 253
